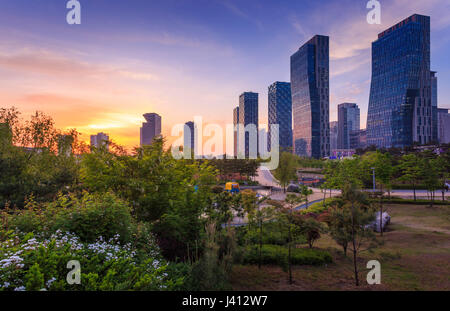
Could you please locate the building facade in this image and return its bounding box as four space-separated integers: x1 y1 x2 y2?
140 113 161 146
367 14 432 148
338 103 360 149
268 81 292 152
90 132 109 150
291 35 330 158
233 107 239 157
330 121 338 152
238 92 259 158
431 71 438 142
438 108 450 144
184 121 196 155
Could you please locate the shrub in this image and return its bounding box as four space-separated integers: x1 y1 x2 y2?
0 230 183 291
8 192 134 243
242 244 332 266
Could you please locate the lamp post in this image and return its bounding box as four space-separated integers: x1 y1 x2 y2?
371 167 376 192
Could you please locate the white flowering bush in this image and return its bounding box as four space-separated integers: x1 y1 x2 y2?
0 230 183 291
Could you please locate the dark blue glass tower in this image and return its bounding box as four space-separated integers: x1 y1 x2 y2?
268 82 292 152
238 92 259 158
291 35 330 158
367 14 432 148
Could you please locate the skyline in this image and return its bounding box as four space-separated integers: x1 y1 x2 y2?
1 0 450 149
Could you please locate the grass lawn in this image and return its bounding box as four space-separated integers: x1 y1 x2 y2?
230 203 450 291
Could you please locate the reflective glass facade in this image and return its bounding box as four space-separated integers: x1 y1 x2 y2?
291 35 330 158
233 107 239 157
238 92 259 157
268 82 292 152
338 103 360 149
367 14 432 148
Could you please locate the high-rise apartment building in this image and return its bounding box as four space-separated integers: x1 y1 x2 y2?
140 113 161 146
338 103 360 149
90 132 109 150
238 92 259 158
184 121 196 155
291 35 330 158
431 71 438 142
268 82 292 152
438 108 450 144
233 107 239 157
330 121 338 152
367 14 432 148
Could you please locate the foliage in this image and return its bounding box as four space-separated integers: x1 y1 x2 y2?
273 152 298 192
0 231 182 291
7 192 134 244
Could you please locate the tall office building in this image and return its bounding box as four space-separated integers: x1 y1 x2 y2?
338 103 360 149
367 14 432 148
184 121 196 155
437 108 450 144
330 121 338 152
238 92 259 158
431 71 438 142
233 107 239 157
140 113 161 146
90 132 109 150
291 35 330 158
268 82 292 152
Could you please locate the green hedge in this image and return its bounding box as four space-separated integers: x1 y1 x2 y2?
242 244 332 266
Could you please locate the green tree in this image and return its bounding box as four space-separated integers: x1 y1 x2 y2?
273 152 297 193
398 154 422 201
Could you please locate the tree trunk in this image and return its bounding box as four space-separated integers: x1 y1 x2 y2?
442 189 445 202
413 184 416 201
258 220 262 270
343 244 347 257
351 202 359 286
288 223 292 285
379 186 384 237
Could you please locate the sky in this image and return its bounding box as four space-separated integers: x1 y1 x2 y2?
0 0 449 150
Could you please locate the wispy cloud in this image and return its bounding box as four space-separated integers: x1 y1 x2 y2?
219 0 264 30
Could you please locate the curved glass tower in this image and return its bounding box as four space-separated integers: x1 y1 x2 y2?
367 14 432 148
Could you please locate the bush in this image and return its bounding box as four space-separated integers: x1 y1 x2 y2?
242 244 332 266
0 230 183 291
8 192 134 243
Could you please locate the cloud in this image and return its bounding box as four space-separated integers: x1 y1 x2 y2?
219 0 264 30
0 49 159 82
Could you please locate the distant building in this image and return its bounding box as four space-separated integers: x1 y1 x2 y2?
90 132 109 150
330 121 338 151
338 103 360 149
438 109 450 144
268 81 292 152
233 107 239 157
238 92 259 158
184 121 196 155
140 113 161 146
367 14 433 148
291 35 330 158
431 71 438 142
359 129 367 149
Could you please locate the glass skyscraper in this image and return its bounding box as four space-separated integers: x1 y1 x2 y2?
291 35 330 158
268 82 292 152
367 14 432 148
238 92 259 158
233 107 239 157
338 103 360 149
140 113 161 146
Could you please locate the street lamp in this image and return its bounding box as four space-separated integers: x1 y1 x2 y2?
371 167 376 192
